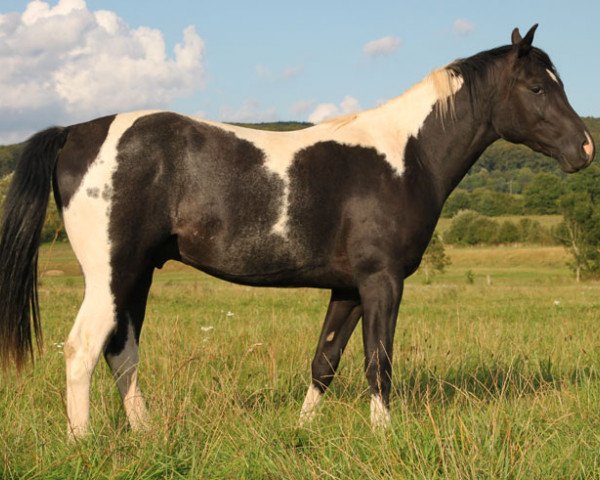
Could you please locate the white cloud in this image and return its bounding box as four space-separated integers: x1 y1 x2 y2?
340 96 360 114
308 103 338 124
255 64 303 82
308 95 361 123
220 99 277 123
289 100 315 117
362 35 401 58
281 65 303 80
453 19 475 35
0 0 205 143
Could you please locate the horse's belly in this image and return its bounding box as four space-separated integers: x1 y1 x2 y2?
175 225 354 288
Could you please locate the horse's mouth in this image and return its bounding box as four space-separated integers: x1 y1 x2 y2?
556 149 594 173
529 141 592 174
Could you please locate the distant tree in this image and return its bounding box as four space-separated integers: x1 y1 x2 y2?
496 220 520 244
555 165 600 280
0 174 11 205
518 218 554 245
444 210 500 245
442 188 524 218
554 193 600 281
41 199 66 243
513 168 535 194
470 188 524 216
470 188 506 216
564 163 600 202
444 210 556 246
523 172 565 214
419 232 451 283
441 189 471 218
1 173 65 243
0 144 22 178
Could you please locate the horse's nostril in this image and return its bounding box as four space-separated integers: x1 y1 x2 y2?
583 132 594 160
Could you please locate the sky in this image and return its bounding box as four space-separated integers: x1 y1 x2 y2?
1 0 599 144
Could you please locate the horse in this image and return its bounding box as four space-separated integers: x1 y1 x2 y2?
0 25 594 439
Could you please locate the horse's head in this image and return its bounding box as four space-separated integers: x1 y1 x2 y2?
492 25 594 173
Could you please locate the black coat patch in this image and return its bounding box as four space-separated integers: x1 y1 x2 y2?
55 115 116 209
109 113 298 292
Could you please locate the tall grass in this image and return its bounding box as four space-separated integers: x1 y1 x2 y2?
1 244 598 479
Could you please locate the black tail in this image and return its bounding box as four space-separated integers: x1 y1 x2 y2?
0 127 68 369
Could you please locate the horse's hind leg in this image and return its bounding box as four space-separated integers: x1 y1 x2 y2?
104 268 153 431
64 276 117 439
299 289 362 425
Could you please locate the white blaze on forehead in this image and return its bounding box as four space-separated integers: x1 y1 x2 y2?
546 68 560 84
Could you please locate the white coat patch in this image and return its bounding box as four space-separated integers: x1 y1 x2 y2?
63 111 158 278
197 70 463 237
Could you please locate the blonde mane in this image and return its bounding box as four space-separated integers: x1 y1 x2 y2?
428 67 463 120
321 66 463 128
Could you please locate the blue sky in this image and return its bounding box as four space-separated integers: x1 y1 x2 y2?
1 0 598 143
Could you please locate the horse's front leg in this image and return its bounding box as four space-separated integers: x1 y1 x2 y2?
359 270 403 429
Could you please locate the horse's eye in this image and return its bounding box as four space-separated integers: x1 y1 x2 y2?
530 86 544 95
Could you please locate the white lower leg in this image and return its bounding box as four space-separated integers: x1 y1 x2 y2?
121 373 148 431
65 299 116 439
299 383 323 426
65 344 92 440
370 394 391 429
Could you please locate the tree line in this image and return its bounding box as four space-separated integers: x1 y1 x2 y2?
440 164 600 279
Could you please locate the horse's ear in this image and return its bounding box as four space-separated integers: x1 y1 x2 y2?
511 28 522 45
512 24 538 57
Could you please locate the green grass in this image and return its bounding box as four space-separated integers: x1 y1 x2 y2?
1 243 599 479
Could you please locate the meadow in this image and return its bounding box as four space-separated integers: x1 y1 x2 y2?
1 242 599 479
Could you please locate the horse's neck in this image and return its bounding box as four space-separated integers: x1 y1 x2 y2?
425 106 498 199
364 81 499 203
317 75 498 205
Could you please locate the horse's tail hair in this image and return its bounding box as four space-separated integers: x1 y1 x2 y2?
0 127 68 369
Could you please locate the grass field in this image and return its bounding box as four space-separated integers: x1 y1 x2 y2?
1 242 599 479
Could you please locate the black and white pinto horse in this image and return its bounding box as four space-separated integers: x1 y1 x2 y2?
0 26 594 438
